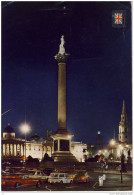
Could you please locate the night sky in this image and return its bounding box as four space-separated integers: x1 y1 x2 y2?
2 1 132 144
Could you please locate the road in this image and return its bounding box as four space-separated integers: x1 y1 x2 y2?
2 172 132 191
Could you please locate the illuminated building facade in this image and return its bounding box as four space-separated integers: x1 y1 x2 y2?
2 123 25 161
71 142 88 162
2 124 87 162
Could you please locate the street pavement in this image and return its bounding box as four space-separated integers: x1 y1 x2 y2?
2 172 132 191
97 173 132 191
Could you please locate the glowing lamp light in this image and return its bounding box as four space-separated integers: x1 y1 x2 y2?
67 135 71 139
20 123 31 134
22 156 26 161
98 150 101 154
110 139 116 146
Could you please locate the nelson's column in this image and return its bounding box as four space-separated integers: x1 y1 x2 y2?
51 36 77 162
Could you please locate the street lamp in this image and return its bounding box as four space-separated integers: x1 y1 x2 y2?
20 123 31 164
109 139 116 168
110 139 116 146
109 139 116 157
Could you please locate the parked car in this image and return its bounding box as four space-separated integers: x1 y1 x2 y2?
2 167 24 176
2 174 20 180
73 172 91 183
48 172 73 184
14 168 29 176
26 170 48 182
2 174 43 189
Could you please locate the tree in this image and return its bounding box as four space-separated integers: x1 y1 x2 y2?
27 155 33 161
87 144 95 158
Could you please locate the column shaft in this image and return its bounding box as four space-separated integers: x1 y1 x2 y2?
58 63 66 129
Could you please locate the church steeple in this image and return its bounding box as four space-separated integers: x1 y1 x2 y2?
122 100 126 114
118 100 130 143
114 128 115 140
121 100 128 122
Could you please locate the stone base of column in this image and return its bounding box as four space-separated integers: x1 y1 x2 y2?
55 128 72 135
51 130 77 162
52 151 77 162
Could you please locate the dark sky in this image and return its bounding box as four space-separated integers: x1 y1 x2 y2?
2 1 132 144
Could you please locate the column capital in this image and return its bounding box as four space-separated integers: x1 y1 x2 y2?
54 53 70 63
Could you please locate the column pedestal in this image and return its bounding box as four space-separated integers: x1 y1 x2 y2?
51 133 77 162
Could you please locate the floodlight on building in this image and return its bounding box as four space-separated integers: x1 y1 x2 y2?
110 139 116 146
98 150 101 154
98 131 101 135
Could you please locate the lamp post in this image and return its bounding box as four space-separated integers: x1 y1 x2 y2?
20 123 30 167
109 139 116 170
110 139 116 156
118 144 124 183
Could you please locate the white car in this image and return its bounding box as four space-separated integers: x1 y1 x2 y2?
48 172 73 184
26 170 48 181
